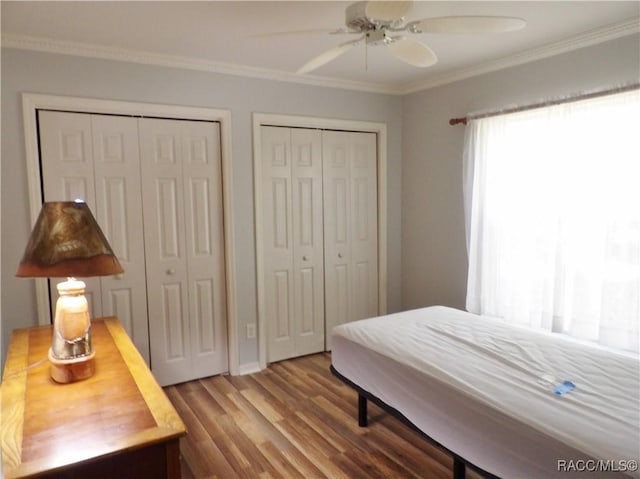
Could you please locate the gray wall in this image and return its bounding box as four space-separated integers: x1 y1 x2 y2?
401 34 640 311
1 48 404 369
2 33 638 371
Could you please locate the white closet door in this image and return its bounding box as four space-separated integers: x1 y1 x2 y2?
261 126 325 362
261 126 295 362
91 115 150 364
39 111 150 364
323 130 378 349
321 130 351 344
181 120 228 381
39 111 102 320
349 131 379 321
140 118 227 386
291 128 325 357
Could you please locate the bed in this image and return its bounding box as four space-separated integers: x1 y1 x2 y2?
330 306 640 479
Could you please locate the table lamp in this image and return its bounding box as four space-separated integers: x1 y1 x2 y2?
16 200 123 383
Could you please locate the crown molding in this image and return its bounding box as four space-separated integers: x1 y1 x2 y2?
402 17 640 94
0 33 400 95
2 16 638 96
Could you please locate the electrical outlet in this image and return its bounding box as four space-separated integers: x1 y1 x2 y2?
246 323 256 339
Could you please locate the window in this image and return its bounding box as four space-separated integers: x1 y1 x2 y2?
463 88 640 352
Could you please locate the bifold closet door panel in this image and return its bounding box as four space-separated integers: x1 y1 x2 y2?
39 111 150 364
39 111 103 320
261 126 325 362
261 126 296 362
291 128 325 357
348 131 379 322
322 130 378 349
139 118 227 386
322 130 351 346
180 120 228 380
91 115 150 364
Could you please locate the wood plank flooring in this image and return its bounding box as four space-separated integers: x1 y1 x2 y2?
164 353 483 479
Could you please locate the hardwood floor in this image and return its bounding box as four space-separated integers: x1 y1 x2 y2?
165 353 483 479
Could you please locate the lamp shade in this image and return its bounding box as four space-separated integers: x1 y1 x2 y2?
16 201 123 278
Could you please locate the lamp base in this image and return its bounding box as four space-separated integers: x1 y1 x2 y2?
49 348 96 383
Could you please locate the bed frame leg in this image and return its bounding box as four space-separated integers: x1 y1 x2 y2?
358 394 368 427
453 457 466 479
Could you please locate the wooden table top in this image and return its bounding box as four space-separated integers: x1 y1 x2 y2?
1 317 186 479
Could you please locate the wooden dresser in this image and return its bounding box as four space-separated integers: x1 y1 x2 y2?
1 317 186 478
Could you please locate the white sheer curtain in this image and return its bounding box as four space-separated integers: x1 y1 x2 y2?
463 88 640 352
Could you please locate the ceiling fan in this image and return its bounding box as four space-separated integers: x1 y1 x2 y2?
289 1 526 74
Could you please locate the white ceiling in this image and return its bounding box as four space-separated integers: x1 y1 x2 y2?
2 1 639 94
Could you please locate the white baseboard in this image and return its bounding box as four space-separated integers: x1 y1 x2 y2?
236 362 262 376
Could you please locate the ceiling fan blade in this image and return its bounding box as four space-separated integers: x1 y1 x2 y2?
249 28 343 39
387 37 438 68
297 38 362 75
365 0 413 22
414 16 526 34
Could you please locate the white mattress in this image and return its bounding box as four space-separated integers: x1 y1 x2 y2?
331 306 640 479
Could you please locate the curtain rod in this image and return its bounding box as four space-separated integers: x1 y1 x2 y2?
449 83 640 126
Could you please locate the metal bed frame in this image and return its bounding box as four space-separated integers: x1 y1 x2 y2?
330 365 501 479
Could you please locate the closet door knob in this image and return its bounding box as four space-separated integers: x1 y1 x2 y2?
166 268 176 275
338 253 343 258
302 255 308 261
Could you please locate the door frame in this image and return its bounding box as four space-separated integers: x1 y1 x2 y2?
22 93 240 375
252 113 388 370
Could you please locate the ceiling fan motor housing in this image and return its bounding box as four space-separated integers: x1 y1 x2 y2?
365 30 388 45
